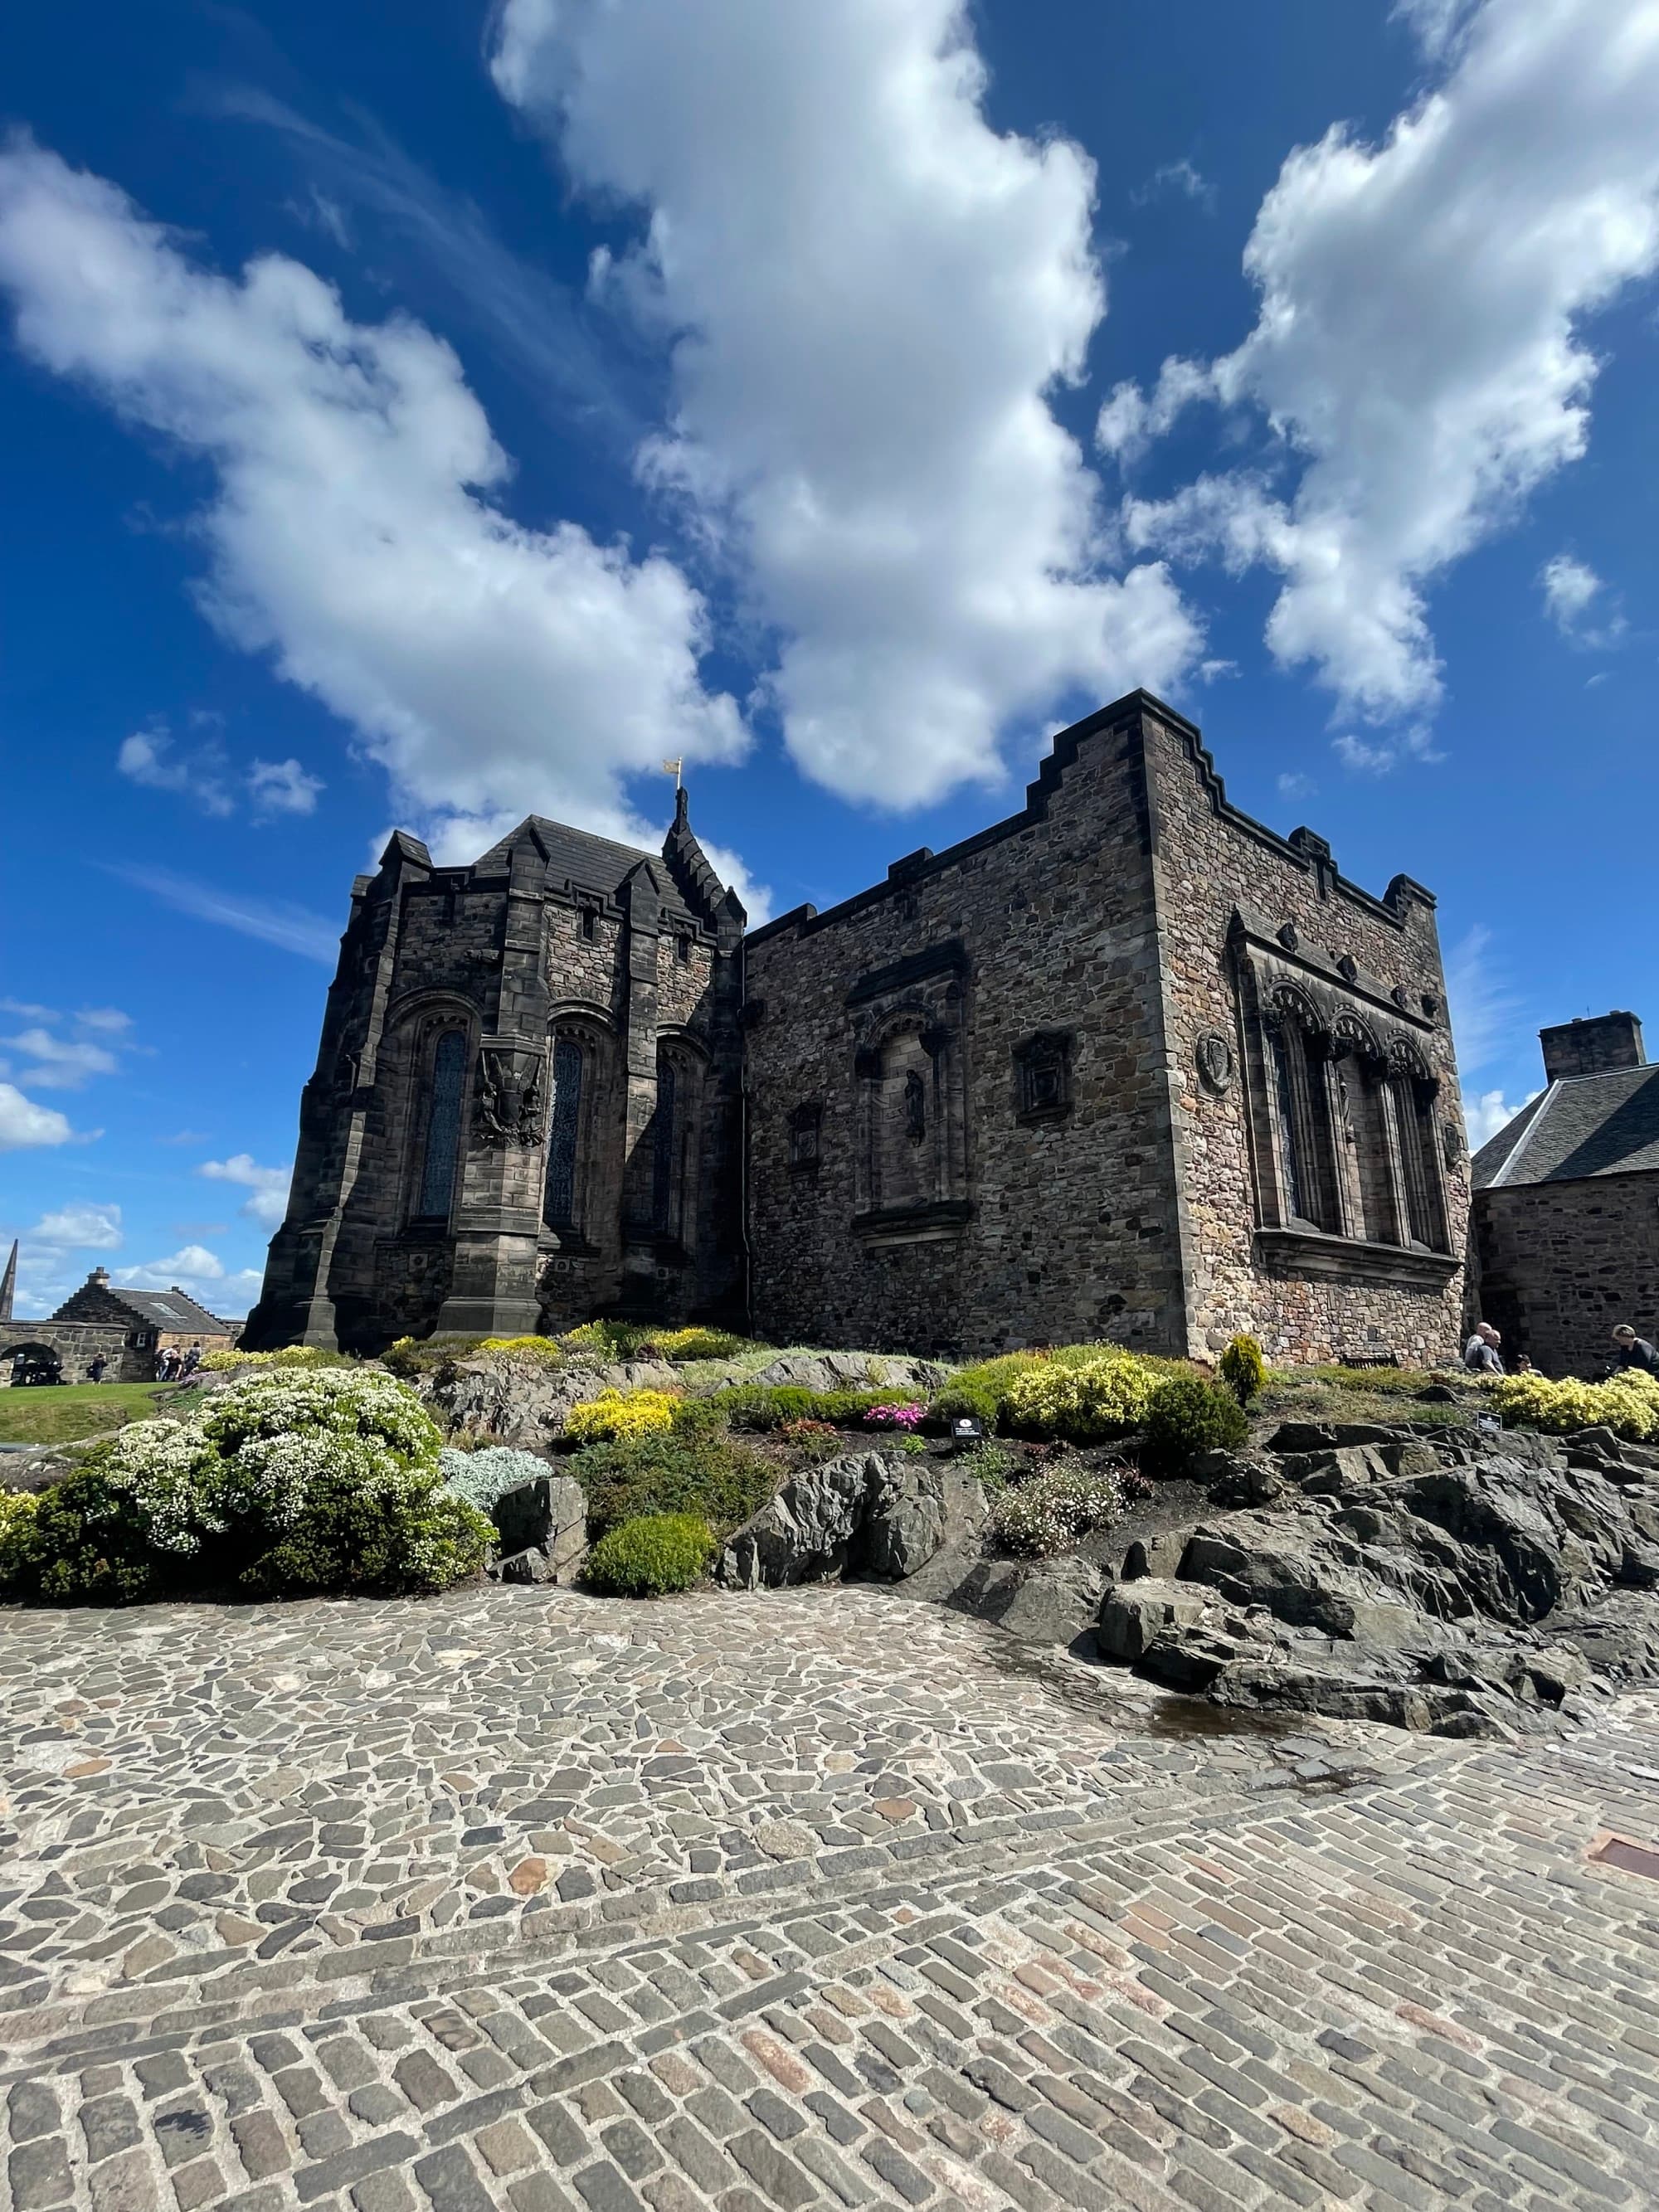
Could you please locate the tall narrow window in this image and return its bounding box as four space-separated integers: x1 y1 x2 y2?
1393 1072 1447 1250
417 1030 465 1219
543 1037 585 1229
1268 1023 1310 1224
651 1057 679 1235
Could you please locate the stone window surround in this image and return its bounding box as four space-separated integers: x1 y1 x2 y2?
1233 919 1456 1285
392 999 479 1233
649 1028 709 1259
851 1006 970 1241
1012 1028 1075 1125
543 1009 613 1252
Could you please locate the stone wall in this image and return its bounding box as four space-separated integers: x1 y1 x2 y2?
1472 1171 1659 1378
745 693 1468 1364
247 805 745 1354
1 1323 151 1384
1140 706 1469 1364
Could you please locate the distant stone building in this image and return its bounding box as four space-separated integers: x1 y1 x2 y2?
0 1260 233 1384
248 691 1471 1364
1470 1012 1659 1376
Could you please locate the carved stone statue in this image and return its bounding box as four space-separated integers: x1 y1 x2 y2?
904 1068 927 1145
475 1044 545 1148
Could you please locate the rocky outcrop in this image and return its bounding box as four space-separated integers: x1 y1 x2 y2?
492 1474 588 1587
716 1453 987 1589
737 1351 949 1397
1097 1431 1659 1737
425 1355 679 1450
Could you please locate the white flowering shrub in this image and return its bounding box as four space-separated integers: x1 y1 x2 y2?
439 1444 548 1514
40 1367 492 1602
991 1461 1124 1557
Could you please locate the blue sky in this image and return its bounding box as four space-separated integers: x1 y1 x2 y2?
2 0 1656 1321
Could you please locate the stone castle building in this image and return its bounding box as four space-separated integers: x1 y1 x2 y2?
1470 1011 1659 1375
246 692 1471 1364
1 1255 234 1384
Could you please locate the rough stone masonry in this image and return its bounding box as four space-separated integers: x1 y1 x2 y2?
247 691 1470 1364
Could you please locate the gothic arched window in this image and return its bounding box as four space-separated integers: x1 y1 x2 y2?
543 1035 586 1231
416 1029 465 1220
1389 1053 1449 1251
1265 996 1338 1232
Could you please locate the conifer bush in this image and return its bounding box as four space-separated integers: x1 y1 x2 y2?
1140 1375 1250 1475
585 1513 715 1596
1000 1354 1157 1443
1219 1334 1267 1404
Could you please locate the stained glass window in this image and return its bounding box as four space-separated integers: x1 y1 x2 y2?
544 1037 584 1228
652 1057 679 1234
417 1030 465 1219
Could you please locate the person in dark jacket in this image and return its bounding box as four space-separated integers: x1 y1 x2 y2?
1610 1325 1659 1376
1463 1322 1505 1375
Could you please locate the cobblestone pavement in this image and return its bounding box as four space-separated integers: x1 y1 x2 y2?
3 1586 1658 2212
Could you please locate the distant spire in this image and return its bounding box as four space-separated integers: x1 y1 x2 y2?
0 1239 16 1325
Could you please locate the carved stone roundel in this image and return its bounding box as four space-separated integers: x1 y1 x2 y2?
1197 1031 1234 1093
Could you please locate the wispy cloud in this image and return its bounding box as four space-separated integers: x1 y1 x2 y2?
104 864 339 965
1444 921 1524 1093
199 1153 292 1229
1131 158 1216 211
28 1202 123 1250
1539 552 1626 650
207 85 647 449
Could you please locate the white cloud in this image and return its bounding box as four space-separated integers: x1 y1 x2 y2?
248 756 324 815
1539 551 1626 647
28 1202 122 1249
1277 771 1315 801
75 1007 132 1035
491 0 1199 809
1394 0 1482 58
117 722 235 816
1 1026 119 1090
128 1243 225 1283
0 135 747 860
1464 1086 1541 1148
0 1083 75 1151
199 1153 292 1229
1106 0 1659 735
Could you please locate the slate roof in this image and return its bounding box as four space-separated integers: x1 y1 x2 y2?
1473 1063 1659 1189
474 818 651 893
109 1288 234 1331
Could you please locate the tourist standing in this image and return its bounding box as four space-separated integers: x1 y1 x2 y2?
1463 1322 1506 1375
1610 1325 1659 1377
88 1354 108 1384
182 1342 202 1378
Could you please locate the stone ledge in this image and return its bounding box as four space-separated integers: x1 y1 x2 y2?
1254 1225 1460 1288
852 1198 973 1245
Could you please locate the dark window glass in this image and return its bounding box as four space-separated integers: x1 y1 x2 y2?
652 1057 679 1234
417 1031 465 1218
545 1037 584 1228
1269 1028 1307 1223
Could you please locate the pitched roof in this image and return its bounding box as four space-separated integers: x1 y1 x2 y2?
1474 1063 1659 1189
473 817 654 894
109 1287 232 1332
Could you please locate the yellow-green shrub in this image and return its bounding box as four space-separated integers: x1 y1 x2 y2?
0 1490 40 1591
477 1334 563 1363
1219 1334 1267 1404
641 1327 752 1361
564 1388 681 1445
199 1345 352 1373
1491 1371 1659 1441
585 1513 715 1596
1002 1354 1156 1443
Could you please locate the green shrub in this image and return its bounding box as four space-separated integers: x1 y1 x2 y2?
640 1326 754 1361
557 1319 659 1362
240 1474 491 1598
927 1378 1005 1432
1001 1356 1157 1443
1140 1375 1250 1475
573 1413 777 1539
21 1459 164 1605
715 1384 893 1432
991 1461 1123 1556
200 1345 357 1373
956 1441 1017 1491
1219 1334 1267 1404
585 1513 715 1596
382 1334 486 1379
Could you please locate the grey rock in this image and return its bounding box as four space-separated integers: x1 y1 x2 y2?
1120 1529 1199 1580
973 1555 1105 1646
1097 1578 1209 1663
717 1453 885 1588
493 1475 587 1583
742 1350 946 1395
863 1466 950 1578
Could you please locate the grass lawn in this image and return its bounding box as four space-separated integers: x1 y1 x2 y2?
0 1381 176 1448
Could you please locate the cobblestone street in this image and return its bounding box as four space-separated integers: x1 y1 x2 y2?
2 1586 1657 2212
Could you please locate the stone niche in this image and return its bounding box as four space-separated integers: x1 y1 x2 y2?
845 941 972 1244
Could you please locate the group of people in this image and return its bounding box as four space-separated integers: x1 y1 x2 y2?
1462 1319 1659 1381
154 1342 204 1384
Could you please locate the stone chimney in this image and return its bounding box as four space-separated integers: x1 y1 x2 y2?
90 1266 111 1286
1540 1011 1646 1083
